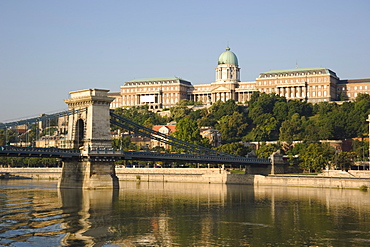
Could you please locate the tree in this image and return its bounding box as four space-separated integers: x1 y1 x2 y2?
216 112 248 142
170 105 191 122
273 101 289 122
215 142 253 156
245 116 278 142
173 117 209 148
336 152 356 171
113 106 167 131
112 136 139 151
299 142 335 172
209 100 242 120
256 144 280 159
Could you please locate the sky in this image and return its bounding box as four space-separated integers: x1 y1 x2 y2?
0 0 369 122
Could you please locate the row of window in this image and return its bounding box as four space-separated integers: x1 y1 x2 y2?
338 86 368 91
125 80 176 86
260 71 324 78
258 77 327 85
348 92 369 98
122 97 179 105
122 86 182 92
123 93 180 98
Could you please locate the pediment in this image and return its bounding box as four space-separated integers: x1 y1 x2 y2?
212 86 229 92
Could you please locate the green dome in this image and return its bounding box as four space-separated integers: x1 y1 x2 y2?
218 47 238 66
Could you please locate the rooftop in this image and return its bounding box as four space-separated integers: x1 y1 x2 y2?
338 78 370 84
124 77 192 86
259 67 338 78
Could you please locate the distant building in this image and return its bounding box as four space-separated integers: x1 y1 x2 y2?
337 78 370 101
200 127 221 147
109 47 370 108
119 77 192 110
151 125 177 149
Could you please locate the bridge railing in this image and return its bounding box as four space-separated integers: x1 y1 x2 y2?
0 146 80 157
86 147 270 165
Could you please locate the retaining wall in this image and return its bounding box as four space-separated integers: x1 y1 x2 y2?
115 167 227 183
1 168 370 189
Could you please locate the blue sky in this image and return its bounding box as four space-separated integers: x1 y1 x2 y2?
1 0 369 122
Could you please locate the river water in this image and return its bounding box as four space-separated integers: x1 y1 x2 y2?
1 180 370 247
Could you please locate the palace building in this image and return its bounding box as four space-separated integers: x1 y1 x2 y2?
109 48 370 109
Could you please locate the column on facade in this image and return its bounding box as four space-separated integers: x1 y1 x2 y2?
292 87 296 99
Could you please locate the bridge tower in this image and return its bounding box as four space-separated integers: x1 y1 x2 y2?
59 89 119 189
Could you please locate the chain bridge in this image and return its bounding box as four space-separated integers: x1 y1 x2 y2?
0 89 271 189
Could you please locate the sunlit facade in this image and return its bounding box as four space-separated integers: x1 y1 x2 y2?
110 48 370 109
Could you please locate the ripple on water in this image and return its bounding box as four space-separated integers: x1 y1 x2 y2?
0 184 67 246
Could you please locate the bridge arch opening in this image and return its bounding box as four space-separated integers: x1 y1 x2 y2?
75 119 85 148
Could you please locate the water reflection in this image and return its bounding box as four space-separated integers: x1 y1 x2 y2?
1 181 370 246
59 188 118 246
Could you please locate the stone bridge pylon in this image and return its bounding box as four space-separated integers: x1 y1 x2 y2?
58 89 119 189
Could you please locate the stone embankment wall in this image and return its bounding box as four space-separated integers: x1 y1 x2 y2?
0 168 62 180
115 168 228 183
1 168 370 189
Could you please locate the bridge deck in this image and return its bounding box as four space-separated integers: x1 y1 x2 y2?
0 146 270 165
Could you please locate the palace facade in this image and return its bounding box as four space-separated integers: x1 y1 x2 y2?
110 48 370 109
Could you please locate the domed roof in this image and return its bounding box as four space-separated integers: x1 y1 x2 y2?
218 47 238 66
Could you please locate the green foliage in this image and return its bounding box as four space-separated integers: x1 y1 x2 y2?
113 106 167 130
41 127 58 137
170 105 191 122
279 113 303 145
335 151 356 171
112 136 139 151
256 144 280 159
209 100 243 120
172 117 210 150
359 185 368 191
215 142 253 156
351 140 369 161
216 112 248 142
298 142 335 172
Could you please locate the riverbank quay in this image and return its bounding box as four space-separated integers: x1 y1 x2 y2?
1 168 370 189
